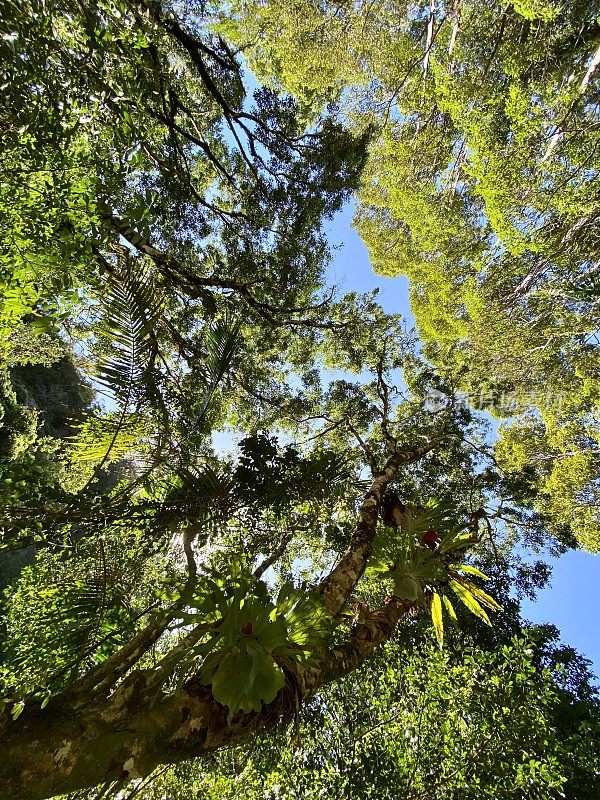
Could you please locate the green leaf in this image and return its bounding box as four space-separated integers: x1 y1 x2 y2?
11 701 25 721
439 531 479 555
29 317 52 333
95 263 163 404
195 316 240 420
392 575 421 601
240 597 289 653
455 578 503 612
442 594 458 622
276 584 332 654
449 579 491 626
431 592 444 644
211 648 285 720
452 564 490 580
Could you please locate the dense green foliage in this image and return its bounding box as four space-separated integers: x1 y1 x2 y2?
224 0 600 551
135 634 600 800
0 1 598 799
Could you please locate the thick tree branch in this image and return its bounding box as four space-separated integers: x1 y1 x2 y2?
99 210 340 329
0 597 415 800
0 429 442 800
307 597 413 689
318 436 443 616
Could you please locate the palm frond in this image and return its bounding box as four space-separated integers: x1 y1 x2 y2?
1 550 128 697
68 413 144 466
195 316 240 421
70 263 164 472
95 262 163 408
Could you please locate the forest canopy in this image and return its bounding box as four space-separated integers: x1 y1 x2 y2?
0 1 599 799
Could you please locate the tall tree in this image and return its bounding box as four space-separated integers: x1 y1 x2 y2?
136 635 599 800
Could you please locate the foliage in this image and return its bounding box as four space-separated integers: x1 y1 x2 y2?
224 0 600 551
0 528 169 704
185 558 333 719
366 501 501 640
114 636 600 800
0 370 38 463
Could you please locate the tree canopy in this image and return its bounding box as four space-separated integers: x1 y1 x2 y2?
224 0 600 552
0 1 599 799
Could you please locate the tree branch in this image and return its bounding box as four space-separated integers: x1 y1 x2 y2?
318 436 443 616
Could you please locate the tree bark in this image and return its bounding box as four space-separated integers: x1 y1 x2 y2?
0 670 293 800
318 436 442 615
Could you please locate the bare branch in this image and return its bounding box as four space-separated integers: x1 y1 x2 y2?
253 532 294 580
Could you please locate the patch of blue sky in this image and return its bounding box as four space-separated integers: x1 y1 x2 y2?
520 549 599 684
324 200 414 326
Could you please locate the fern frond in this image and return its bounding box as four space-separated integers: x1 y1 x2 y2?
72 264 164 472
2 551 128 695
68 413 145 466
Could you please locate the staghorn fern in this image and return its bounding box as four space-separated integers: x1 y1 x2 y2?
367 503 502 644
150 555 333 721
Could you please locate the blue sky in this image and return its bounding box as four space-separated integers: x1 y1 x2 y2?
324 204 414 323
324 202 600 680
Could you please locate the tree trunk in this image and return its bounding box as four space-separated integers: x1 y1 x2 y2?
0 598 412 800
0 672 296 800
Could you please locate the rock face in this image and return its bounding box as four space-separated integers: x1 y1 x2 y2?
0 545 36 593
